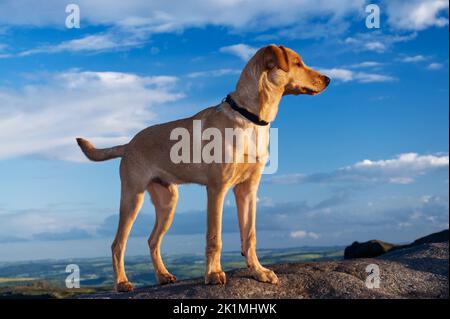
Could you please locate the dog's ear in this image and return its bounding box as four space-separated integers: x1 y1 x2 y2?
263 45 289 72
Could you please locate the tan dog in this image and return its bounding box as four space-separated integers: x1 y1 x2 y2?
77 45 330 292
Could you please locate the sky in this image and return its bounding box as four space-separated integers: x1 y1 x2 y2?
0 0 448 261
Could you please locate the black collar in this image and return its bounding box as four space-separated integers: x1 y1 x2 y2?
224 95 269 126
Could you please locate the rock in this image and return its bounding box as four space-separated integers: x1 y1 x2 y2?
344 229 449 259
411 229 449 246
79 241 449 299
344 240 396 259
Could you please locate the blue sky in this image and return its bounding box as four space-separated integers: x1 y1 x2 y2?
0 0 448 261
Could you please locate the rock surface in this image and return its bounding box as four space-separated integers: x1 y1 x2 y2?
344 229 449 259
344 240 396 259
81 242 449 299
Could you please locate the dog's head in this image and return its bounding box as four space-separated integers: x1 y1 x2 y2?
234 44 330 122
260 44 330 96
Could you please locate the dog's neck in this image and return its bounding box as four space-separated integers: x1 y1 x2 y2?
230 63 284 124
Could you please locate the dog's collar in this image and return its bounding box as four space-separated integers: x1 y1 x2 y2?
223 95 269 126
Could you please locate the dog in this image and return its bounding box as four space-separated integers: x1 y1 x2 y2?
76 44 330 292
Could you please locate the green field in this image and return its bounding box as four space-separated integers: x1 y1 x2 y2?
0 246 343 298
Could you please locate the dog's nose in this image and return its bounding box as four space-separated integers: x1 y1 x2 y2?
324 76 331 86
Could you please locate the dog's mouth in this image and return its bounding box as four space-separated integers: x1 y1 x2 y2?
299 87 320 95
284 86 322 96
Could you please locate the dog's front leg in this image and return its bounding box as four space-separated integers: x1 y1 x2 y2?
204 185 228 284
234 178 279 284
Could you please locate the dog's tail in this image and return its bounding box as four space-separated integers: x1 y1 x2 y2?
76 138 127 162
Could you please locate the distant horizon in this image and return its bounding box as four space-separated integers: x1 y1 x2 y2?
0 241 347 264
0 232 340 263
1 228 444 263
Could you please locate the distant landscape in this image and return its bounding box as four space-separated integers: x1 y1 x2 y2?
0 246 343 298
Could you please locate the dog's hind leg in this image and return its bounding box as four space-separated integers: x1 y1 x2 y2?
111 184 145 292
147 182 178 285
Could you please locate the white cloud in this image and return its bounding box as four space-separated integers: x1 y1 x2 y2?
18 34 142 56
346 153 449 184
187 68 241 78
427 62 444 70
353 153 449 170
2 211 62 236
365 41 386 52
385 0 449 31
355 73 396 83
344 32 417 53
350 61 384 68
290 230 320 239
0 1 443 57
0 1 445 58
0 0 365 30
256 17 352 41
396 195 449 230
389 177 415 185
0 70 184 161
320 68 354 82
219 44 257 61
319 68 396 83
0 201 112 240
0 1 368 56
267 153 449 185
398 55 428 63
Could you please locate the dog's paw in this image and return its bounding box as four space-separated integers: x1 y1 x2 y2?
250 267 279 285
116 281 134 292
156 272 177 285
205 271 227 285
